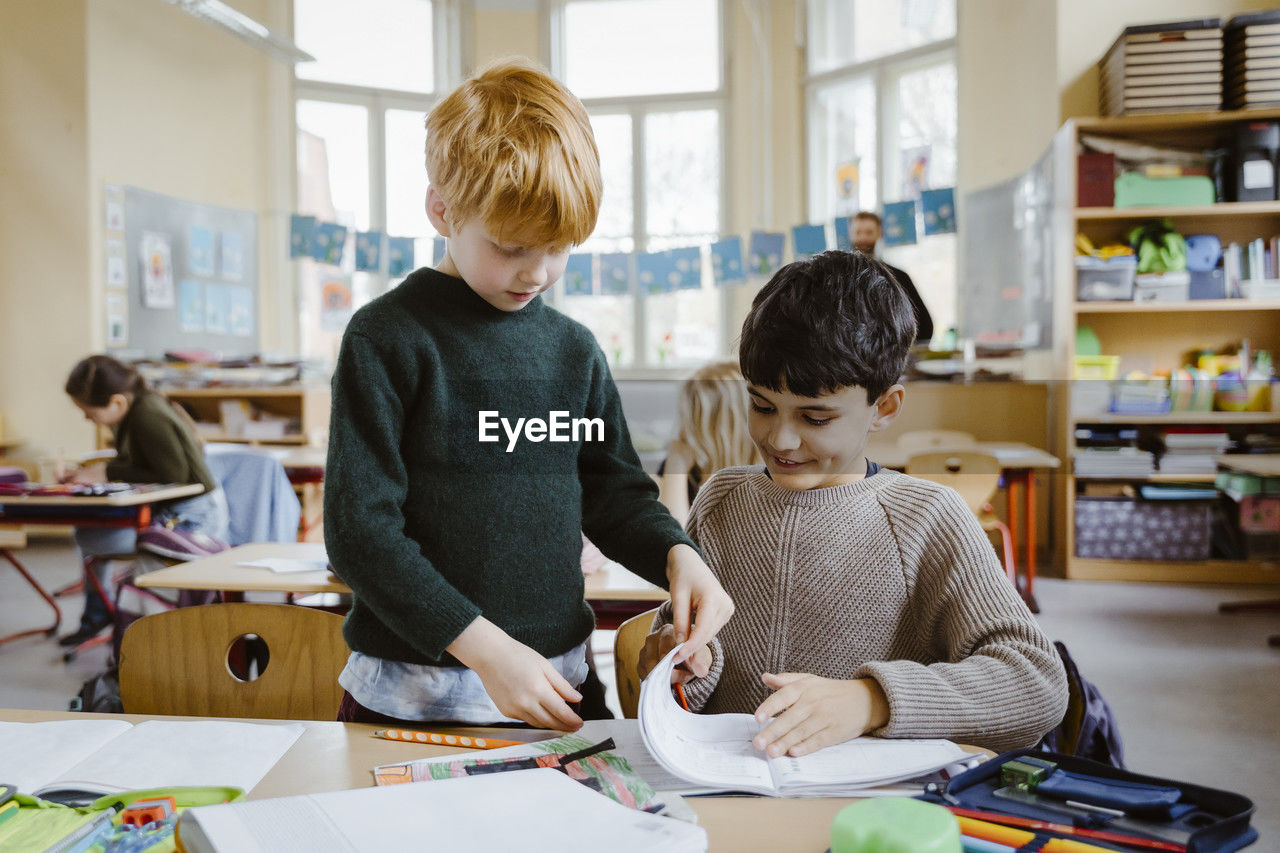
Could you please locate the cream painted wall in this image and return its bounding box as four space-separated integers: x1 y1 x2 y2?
0 2 93 463
1058 0 1277 119
474 8 540 66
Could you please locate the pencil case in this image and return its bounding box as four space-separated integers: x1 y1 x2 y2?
920 750 1257 852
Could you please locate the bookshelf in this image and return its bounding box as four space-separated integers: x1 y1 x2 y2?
163 386 330 447
1050 112 1280 584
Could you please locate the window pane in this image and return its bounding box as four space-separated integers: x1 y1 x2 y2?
808 0 955 72
297 100 370 231
644 245 719 367
295 0 433 92
386 108 433 238
564 0 719 98
887 60 956 201
582 113 633 253
807 76 876 221
884 233 954 342
645 110 720 240
562 294 636 368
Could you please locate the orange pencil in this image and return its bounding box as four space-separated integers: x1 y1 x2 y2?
673 683 691 711
373 729 527 749
956 816 1035 848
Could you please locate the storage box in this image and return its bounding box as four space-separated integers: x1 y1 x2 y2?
1074 497 1213 560
1134 271 1191 302
1114 172 1216 207
1240 278 1280 300
1073 355 1120 380
1076 255 1136 301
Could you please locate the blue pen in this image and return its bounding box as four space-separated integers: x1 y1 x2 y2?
961 835 1017 853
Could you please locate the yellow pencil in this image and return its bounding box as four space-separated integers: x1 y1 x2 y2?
373 728 527 749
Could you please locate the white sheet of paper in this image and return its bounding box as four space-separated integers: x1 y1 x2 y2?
0 719 133 795
236 558 329 574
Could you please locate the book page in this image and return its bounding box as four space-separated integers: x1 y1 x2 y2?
46 720 304 796
638 647 775 793
767 737 970 793
0 719 133 795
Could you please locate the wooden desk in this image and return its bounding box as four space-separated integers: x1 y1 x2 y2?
868 441 1059 611
0 707 890 851
1215 454 1280 647
0 484 204 648
135 542 668 623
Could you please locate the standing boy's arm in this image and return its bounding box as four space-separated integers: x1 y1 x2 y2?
577 351 734 663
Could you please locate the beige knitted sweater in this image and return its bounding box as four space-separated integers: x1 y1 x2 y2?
660 466 1068 753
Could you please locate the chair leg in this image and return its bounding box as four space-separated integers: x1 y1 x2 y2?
0 548 62 644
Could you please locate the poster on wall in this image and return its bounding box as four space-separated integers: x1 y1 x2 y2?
105 291 128 346
355 231 383 272
188 225 216 276
834 216 853 251
710 237 745 286
204 283 230 334
220 230 246 281
792 224 827 261
748 231 785 276
140 231 175 308
321 278 354 331
902 146 930 201
562 254 592 296
921 187 957 235
836 159 860 205
178 280 204 333
637 251 676 294
882 201 919 247
228 285 253 337
104 184 125 233
105 237 127 289
599 253 632 295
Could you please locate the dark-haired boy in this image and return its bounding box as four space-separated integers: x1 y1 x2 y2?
640 250 1067 754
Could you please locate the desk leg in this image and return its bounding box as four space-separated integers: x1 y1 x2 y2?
1005 475 1023 590
0 548 62 644
1023 470 1039 614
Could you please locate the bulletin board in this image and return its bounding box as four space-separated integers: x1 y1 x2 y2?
109 185 259 358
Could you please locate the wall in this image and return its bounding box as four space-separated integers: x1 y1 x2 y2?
0 2 93 463
1058 0 1278 120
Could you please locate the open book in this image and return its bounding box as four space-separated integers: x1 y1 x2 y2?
0 719 304 801
177 767 707 853
638 646 977 797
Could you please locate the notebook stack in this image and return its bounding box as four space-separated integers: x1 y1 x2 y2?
1226 11 1280 109
1100 18 1224 116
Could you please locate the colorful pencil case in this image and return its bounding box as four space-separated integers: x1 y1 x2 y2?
921 750 1257 852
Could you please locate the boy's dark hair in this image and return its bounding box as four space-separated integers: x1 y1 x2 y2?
738 250 916 403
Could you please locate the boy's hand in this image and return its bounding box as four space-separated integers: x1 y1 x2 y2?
447 618 584 731
638 623 712 684
69 462 107 485
751 673 889 758
665 544 734 666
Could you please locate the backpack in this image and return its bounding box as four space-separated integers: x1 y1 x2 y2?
1037 641 1125 768
71 666 122 714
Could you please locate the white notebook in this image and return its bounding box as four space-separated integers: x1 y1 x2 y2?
0 719 303 799
177 767 707 853
638 646 976 797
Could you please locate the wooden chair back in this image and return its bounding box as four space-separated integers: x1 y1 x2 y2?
905 450 1002 515
897 429 976 453
120 603 347 720
613 606 662 719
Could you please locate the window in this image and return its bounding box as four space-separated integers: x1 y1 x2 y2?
805 0 957 341
549 0 726 370
293 0 456 364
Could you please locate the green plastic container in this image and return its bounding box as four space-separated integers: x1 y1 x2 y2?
830 797 961 853
1114 173 1215 208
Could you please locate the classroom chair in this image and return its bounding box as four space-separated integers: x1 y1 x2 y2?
904 450 1018 587
896 429 976 453
0 526 62 646
613 606 662 719
119 602 347 720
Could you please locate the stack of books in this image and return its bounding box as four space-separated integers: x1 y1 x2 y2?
1100 18 1224 116
1226 11 1280 109
1159 430 1230 475
1074 447 1157 479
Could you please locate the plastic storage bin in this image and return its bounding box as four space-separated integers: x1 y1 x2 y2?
1074 497 1213 560
1076 255 1136 301
1133 271 1191 302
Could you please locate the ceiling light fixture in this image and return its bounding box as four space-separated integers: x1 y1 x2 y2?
160 0 315 64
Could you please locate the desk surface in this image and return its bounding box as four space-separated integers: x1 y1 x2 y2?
0 483 204 507
867 440 1060 471
0 708 868 851
1217 454 1280 478
135 541 669 603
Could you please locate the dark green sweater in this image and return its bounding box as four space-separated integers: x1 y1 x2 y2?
325 268 692 666
105 392 215 494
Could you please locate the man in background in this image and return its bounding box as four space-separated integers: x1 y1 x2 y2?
850 211 934 346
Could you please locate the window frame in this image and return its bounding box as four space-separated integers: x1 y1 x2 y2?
291 0 464 361
544 0 732 375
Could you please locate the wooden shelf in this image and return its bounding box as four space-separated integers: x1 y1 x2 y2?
163 386 328 398
1076 201 1280 220
194 433 309 445
1075 474 1218 483
1072 412 1280 425
1074 299 1280 313
1073 108 1280 135
1067 557 1279 585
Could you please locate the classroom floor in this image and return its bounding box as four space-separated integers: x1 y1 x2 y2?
1 538 1277 844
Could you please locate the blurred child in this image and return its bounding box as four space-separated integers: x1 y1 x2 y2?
59 355 228 645
658 360 761 526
